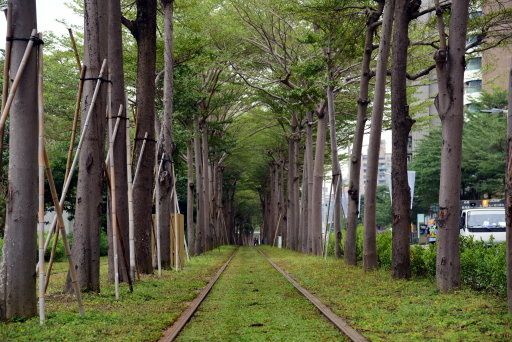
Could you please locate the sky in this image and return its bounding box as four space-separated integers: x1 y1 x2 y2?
0 0 82 49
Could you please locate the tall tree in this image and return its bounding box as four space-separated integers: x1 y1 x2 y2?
390 0 418 279
107 0 129 283
363 0 395 270
506 57 512 314
434 0 469 292
345 2 383 265
0 0 38 320
156 0 175 268
67 0 107 293
123 0 157 273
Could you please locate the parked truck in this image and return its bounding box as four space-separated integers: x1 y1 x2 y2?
459 199 506 243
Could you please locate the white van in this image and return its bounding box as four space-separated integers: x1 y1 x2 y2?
459 200 506 243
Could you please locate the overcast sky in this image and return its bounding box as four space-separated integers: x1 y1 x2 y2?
0 0 81 49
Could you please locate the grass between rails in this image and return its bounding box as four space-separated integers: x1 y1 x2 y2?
177 247 347 342
260 246 512 342
0 245 236 342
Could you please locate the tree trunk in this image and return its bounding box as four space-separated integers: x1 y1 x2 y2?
187 143 195 255
326 84 342 259
202 122 212 251
299 148 308 253
345 1 383 266
67 0 107 293
311 106 327 255
156 0 175 268
194 114 204 255
132 0 157 274
306 111 314 253
286 118 298 250
434 0 469 292
391 0 414 279
506 57 512 313
107 0 129 284
0 0 38 320
363 0 395 270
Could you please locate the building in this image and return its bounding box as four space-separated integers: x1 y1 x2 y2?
360 139 392 195
408 2 512 159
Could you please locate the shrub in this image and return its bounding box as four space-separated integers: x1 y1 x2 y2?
100 230 108 256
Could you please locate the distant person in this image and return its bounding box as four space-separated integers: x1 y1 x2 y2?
254 238 258 246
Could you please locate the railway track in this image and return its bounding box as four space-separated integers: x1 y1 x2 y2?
159 246 367 342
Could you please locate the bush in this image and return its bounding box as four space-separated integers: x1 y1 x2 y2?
44 232 69 262
0 237 3 257
100 230 108 256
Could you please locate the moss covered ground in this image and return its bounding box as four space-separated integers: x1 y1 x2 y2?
177 247 345 341
0 246 236 342
260 246 512 341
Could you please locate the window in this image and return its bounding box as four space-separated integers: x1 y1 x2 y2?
465 103 478 112
469 11 483 19
407 153 413 163
407 136 413 149
465 80 482 93
466 57 481 71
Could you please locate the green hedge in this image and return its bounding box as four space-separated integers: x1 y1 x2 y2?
336 226 507 296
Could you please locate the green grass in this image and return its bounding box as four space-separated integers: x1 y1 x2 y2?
0 246 236 342
177 247 346 341
260 246 512 341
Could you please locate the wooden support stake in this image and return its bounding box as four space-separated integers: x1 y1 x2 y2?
126 105 136 283
109 98 121 299
37 32 46 325
115 215 133 292
323 180 334 258
43 221 60 293
67 28 81 72
41 59 108 263
132 131 148 188
64 65 86 183
153 153 165 276
43 147 85 316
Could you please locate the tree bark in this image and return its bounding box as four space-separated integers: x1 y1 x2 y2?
194 114 204 255
306 111 314 253
506 57 512 313
107 0 129 283
311 106 327 255
326 84 343 259
363 0 395 270
0 0 38 320
202 122 212 251
286 116 298 250
345 1 384 266
67 0 107 293
132 0 157 274
299 146 308 253
187 144 195 255
391 0 415 279
156 0 175 268
434 0 469 292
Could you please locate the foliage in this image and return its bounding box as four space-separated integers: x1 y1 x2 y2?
262 246 512 341
0 246 236 341
410 89 508 212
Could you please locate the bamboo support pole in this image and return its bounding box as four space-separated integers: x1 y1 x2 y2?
105 113 122 165
172 164 181 270
67 28 81 72
0 28 37 171
41 59 108 259
126 106 136 282
115 215 133 292
153 153 165 276
109 100 121 300
37 33 46 325
43 148 85 316
43 221 60 293
64 65 86 184
132 131 148 187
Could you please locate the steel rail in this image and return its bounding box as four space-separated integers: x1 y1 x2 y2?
159 247 239 342
257 248 369 342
